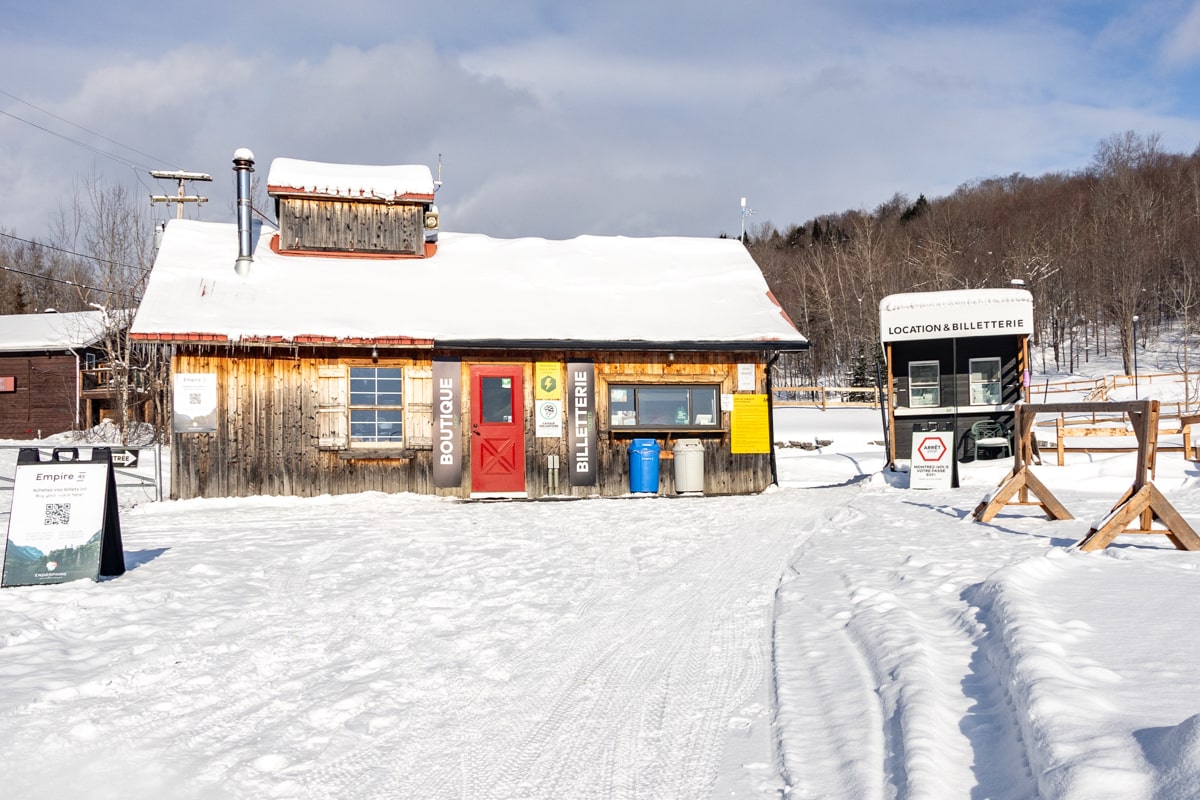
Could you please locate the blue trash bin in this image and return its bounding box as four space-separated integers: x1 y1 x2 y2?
629 438 661 493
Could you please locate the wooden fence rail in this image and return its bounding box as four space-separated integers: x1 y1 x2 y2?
773 385 880 410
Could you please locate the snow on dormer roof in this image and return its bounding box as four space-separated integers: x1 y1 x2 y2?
266 158 436 202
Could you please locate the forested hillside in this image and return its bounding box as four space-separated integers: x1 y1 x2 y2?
752 131 1200 383
0 178 150 316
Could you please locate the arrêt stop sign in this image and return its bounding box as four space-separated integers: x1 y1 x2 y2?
917 436 947 462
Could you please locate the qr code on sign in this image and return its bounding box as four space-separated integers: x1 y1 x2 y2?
189 392 202 404
44 503 71 525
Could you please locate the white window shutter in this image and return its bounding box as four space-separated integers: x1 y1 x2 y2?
405 365 433 449
316 364 348 449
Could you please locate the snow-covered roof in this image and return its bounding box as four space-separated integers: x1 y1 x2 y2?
880 288 1033 342
0 310 109 352
266 158 435 201
130 219 806 349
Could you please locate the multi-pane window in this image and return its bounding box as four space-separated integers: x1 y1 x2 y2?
908 361 940 408
969 358 1002 405
608 384 720 428
349 366 403 443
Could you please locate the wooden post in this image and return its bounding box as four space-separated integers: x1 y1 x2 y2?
973 403 1073 522
1181 413 1200 460
886 343 897 469
973 400 1197 550
974 400 1198 551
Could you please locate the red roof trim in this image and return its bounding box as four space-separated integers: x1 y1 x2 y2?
268 234 437 259
129 332 434 347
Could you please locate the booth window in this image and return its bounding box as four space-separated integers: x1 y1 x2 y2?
350 367 404 443
969 358 1002 405
908 361 940 407
608 384 720 428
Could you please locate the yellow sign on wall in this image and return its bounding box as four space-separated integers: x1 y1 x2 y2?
535 362 562 400
731 394 771 454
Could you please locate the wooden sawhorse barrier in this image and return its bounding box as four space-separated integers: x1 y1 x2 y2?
972 400 1200 551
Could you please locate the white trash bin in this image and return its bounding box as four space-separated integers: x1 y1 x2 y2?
672 439 705 493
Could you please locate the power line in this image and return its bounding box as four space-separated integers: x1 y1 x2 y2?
0 231 150 274
0 107 155 172
0 262 129 297
0 87 177 171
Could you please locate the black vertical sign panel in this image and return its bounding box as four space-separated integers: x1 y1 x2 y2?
567 361 597 486
432 358 463 488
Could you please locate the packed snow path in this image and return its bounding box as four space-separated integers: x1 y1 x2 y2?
772 483 1045 800
0 489 850 799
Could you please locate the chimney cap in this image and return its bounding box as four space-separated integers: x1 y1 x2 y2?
233 147 255 164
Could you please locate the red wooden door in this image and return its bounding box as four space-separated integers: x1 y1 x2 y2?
470 365 526 493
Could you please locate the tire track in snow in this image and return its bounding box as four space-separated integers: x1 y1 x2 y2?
773 487 1040 799
772 544 888 799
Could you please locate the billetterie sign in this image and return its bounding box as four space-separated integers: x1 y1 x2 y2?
567 362 597 487
879 290 1033 342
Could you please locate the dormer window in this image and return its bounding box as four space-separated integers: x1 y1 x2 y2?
266 158 437 257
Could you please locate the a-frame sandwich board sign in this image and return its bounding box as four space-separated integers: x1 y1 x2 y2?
2 447 126 587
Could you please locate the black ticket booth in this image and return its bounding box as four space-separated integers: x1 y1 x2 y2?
880 288 1033 466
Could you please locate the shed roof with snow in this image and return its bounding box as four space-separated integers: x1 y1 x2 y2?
0 310 109 353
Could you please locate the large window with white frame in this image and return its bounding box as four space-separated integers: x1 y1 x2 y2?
608 384 720 429
969 357 1002 405
908 361 940 407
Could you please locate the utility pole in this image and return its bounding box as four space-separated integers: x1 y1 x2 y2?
150 170 212 219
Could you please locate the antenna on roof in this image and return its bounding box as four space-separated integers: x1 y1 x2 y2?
739 197 756 244
435 153 443 192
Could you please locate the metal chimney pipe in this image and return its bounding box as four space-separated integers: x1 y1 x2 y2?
233 148 255 276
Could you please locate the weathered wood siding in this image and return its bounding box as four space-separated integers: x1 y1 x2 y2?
171 348 775 500
276 198 423 255
0 354 79 439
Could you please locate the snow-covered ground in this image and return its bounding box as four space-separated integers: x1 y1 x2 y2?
4 351 1200 798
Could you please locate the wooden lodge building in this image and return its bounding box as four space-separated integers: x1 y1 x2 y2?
879 288 1034 465
0 311 128 439
130 151 808 500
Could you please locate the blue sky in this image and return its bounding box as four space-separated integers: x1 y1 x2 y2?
2 1 1200 244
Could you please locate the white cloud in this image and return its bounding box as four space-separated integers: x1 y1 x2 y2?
1162 1 1200 67
2 2 1200 247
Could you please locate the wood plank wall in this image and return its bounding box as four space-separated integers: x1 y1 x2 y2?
0 354 79 439
277 198 423 255
171 348 773 500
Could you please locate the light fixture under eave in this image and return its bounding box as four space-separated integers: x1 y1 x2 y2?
371 346 379 363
